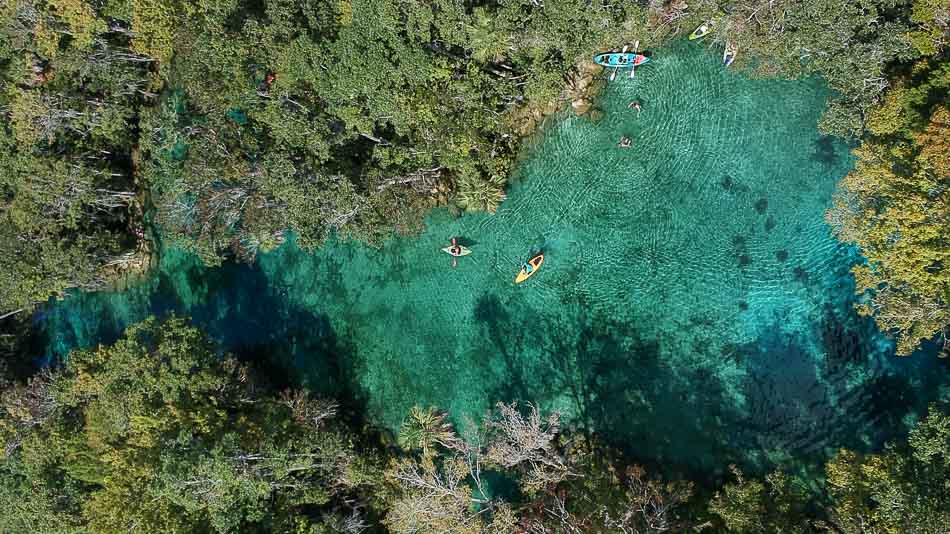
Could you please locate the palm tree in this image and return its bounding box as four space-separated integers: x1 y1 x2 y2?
456 174 507 213
398 406 457 457
467 8 508 64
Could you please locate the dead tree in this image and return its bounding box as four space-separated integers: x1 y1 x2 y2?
485 402 573 492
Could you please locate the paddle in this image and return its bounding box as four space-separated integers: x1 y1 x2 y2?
630 40 640 79
610 44 629 81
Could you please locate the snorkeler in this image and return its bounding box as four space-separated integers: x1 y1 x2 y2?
618 136 632 148
628 100 642 114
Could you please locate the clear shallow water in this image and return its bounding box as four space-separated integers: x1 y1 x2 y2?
35 43 949 477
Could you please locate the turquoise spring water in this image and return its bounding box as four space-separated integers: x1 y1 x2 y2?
33 42 949 478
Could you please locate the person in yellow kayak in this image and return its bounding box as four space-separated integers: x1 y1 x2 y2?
515 253 544 283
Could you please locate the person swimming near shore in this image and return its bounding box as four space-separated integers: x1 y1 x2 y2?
628 100 642 114
618 136 632 148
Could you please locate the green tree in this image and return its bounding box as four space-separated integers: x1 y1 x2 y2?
828 59 950 356
0 317 382 533
907 0 950 56
397 405 457 458
0 0 151 314
822 406 950 533
709 466 810 533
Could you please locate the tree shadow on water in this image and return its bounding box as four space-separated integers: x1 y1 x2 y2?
472 293 536 404
738 306 948 475
473 294 739 477
740 329 834 468
180 264 367 418
813 300 950 455
34 255 368 422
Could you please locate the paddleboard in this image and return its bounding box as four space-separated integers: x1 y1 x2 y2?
723 41 738 66
442 246 472 257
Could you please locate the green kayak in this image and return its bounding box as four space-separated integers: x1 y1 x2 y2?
689 21 713 40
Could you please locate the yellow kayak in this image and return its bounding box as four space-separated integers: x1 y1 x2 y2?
515 254 544 284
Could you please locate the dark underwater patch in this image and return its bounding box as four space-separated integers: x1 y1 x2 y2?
793 266 808 282
776 250 789 262
754 198 768 214
813 135 839 165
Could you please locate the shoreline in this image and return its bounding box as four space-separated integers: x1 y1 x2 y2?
504 58 608 139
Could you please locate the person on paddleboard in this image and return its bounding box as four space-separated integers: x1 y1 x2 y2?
447 237 464 268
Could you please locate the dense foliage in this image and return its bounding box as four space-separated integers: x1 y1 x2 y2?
0 0 150 314
1 317 948 533
829 56 949 355
0 317 382 533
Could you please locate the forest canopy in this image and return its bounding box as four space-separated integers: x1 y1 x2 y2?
1 317 948 533
829 56 950 355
